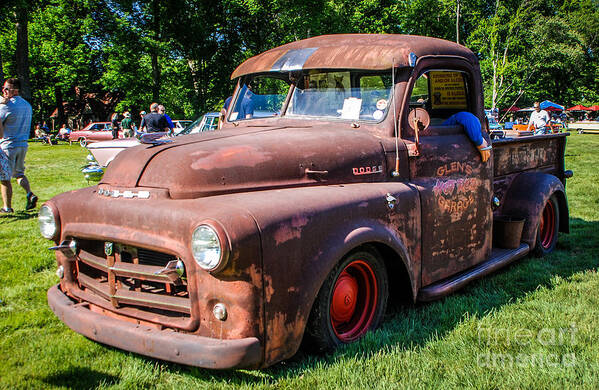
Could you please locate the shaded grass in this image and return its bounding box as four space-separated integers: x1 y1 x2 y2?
0 136 598 389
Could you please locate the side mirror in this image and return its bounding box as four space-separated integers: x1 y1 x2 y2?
408 108 430 152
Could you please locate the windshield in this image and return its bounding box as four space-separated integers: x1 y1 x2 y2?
229 70 393 122
288 71 392 121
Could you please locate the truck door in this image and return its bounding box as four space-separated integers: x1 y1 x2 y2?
405 69 493 286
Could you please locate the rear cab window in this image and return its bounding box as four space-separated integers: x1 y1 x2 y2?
409 70 472 125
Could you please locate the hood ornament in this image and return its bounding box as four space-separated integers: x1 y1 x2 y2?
140 133 173 146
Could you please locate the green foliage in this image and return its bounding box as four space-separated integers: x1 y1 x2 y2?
1 0 599 121
1 135 598 388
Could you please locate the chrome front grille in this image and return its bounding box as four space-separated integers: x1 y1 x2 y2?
71 239 192 328
137 247 175 267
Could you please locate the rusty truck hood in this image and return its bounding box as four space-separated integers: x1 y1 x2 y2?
100 125 388 199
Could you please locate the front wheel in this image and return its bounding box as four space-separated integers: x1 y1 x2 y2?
533 195 559 257
306 249 388 352
79 137 87 147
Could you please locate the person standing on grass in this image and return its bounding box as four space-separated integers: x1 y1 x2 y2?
0 116 13 214
157 105 174 135
140 103 168 133
138 110 146 133
120 112 134 137
527 102 551 135
110 112 120 139
0 78 38 214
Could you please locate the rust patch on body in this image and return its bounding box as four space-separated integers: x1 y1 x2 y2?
191 146 273 170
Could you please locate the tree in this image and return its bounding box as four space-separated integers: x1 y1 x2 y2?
468 0 534 109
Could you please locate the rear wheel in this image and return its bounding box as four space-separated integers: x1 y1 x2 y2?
79 137 87 147
306 249 388 352
533 195 559 257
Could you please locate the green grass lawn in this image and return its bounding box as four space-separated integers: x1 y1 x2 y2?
1 135 598 389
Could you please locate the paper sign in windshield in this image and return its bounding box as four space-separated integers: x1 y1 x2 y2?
429 71 467 109
341 97 362 120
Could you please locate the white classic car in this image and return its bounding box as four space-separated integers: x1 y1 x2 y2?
82 113 219 181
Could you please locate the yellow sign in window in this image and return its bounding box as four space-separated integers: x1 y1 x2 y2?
429 71 468 109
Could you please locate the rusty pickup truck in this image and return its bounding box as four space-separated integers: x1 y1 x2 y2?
42 34 571 369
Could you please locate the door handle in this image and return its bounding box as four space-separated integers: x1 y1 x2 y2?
305 169 328 175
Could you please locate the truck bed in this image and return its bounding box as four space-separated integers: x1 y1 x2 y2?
491 133 568 203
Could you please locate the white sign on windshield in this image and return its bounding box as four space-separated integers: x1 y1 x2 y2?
341 97 362 120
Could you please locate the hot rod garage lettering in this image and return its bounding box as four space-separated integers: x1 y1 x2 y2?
438 194 476 214
352 165 383 175
432 178 478 197
42 34 570 370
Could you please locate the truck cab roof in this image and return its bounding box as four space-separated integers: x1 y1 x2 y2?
232 34 478 79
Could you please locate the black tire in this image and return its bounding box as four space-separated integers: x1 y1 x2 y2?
533 194 559 257
79 137 87 147
305 249 388 352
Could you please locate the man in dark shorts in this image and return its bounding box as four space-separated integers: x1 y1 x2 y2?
0 78 38 213
140 103 169 133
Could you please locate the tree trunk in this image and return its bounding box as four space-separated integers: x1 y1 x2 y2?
0 50 4 84
455 0 460 44
15 5 31 101
54 85 65 126
150 0 161 102
151 51 160 101
187 59 203 113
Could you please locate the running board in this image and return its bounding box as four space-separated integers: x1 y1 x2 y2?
418 243 530 302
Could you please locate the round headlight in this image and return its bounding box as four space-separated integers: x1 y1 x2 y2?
191 225 223 270
39 204 59 240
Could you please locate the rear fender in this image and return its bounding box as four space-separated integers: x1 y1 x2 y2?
500 172 569 247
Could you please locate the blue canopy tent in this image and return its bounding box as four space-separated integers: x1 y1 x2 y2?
539 100 565 111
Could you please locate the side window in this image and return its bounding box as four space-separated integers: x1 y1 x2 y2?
409 74 429 108
408 70 471 124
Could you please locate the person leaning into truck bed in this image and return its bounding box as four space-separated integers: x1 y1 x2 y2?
443 111 491 163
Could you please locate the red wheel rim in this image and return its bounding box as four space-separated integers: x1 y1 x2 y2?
539 200 556 249
330 259 378 342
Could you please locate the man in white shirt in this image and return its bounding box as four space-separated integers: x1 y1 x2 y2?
527 102 550 134
0 78 38 214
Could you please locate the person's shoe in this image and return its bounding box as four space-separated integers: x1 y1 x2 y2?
0 207 14 214
26 193 38 210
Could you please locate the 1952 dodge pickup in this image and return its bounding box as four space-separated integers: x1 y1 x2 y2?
42 34 571 369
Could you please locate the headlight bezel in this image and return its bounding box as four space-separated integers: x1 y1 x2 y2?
39 203 60 241
191 221 230 273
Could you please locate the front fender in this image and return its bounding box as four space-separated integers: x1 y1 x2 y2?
499 172 569 247
241 182 420 366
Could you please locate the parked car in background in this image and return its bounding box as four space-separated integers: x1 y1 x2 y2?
174 112 219 135
69 122 122 147
82 113 220 181
173 120 193 132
